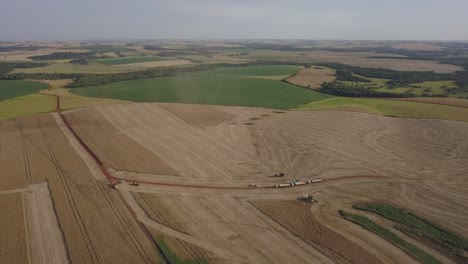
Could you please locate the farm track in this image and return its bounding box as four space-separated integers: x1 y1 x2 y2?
7 92 466 263
49 95 167 263
35 114 100 264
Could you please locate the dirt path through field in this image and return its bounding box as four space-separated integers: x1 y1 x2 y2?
52 112 106 181
23 182 69 264
119 189 244 263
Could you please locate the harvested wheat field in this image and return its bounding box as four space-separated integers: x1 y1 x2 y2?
287 66 336 88
58 103 468 263
0 192 28 264
0 113 164 264
2 101 468 263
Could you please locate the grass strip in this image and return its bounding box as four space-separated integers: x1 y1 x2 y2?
339 210 441 264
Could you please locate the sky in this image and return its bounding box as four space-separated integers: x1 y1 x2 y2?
1 0 467 41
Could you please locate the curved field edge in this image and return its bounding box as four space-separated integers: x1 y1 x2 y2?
0 80 48 101
296 97 468 122
0 94 57 120
69 71 332 110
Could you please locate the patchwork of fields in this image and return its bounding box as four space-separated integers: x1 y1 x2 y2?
2 41 468 264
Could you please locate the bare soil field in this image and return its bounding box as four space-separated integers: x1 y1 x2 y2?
0 192 28 264
286 67 336 89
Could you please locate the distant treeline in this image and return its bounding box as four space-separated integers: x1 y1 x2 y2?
0 45 45 52
320 81 412 98
2 61 304 88
318 63 454 86
158 51 195 57
28 52 94 60
0 62 48 76
335 69 371 82
66 45 134 53
143 45 215 56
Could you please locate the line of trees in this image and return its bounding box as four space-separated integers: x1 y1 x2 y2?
320 81 413 98
0 62 49 76
335 69 371 82
318 63 454 86
28 52 94 60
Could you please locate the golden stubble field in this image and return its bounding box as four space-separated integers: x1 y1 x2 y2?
62 103 468 263
0 113 164 264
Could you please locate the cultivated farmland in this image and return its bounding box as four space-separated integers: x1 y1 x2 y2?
0 80 48 101
60 103 468 263
286 66 336 88
2 40 468 264
69 65 331 109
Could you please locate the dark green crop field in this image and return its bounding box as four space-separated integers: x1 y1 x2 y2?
0 80 48 101
70 65 331 109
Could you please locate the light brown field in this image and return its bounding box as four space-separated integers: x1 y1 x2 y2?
132 192 214 262
286 67 336 88
23 183 68 264
62 103 468 263
159 103 236 127
0 192 28 264
251 200 382 263
64 108 178 175
392 97 468 108
0 113 164 264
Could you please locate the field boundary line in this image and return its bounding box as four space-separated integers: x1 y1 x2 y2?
21 191 32 264
35 115 100 264
18 119 32 184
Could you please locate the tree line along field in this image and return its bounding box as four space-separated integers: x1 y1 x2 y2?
70 65 333 109
91 54 172 65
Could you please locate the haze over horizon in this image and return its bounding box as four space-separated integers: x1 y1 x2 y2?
1 0 467 41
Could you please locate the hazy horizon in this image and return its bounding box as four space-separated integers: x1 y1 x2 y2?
1 0 467 41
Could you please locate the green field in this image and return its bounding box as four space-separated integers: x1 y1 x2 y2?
205 65 298 76
70 65 330 109
0 94 56 120
354 203 468 260
297 97 468 122
0 80 48 101
339 210 441 264
93 55 170 65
